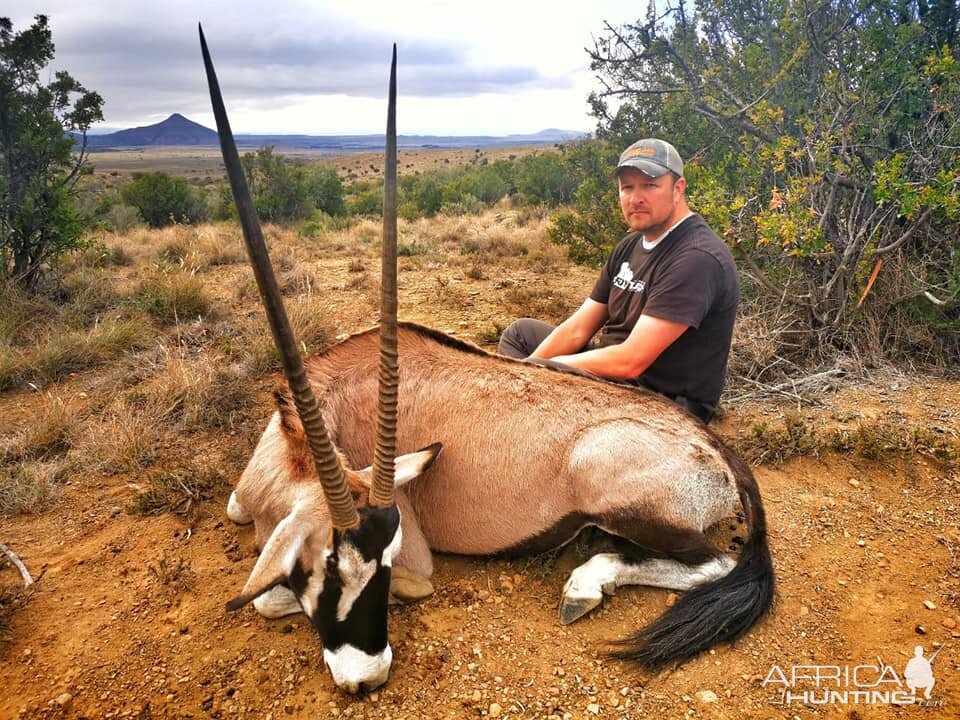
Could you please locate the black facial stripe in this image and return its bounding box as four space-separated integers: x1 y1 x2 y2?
319 564 392 653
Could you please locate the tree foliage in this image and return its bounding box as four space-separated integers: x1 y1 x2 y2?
0 15 104 290
555 0 960 361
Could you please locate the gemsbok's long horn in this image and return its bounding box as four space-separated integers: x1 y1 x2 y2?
369 45 399 509
199 24 359 530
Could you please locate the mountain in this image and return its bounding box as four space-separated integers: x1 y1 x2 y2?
84 114 219 148
78 115 588 151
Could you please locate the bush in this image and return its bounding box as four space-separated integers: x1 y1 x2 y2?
306 165 346 217
102 203 144 233
241 146 311 223
121 172 206 227
514 152 577 206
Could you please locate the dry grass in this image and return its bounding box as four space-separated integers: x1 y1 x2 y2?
41 318 150 378
502 286 574 325
146 553 195 591
130 463 226 518
140 348 254 432
133 271 215 324
73 397 163 475
0 460 65 514
734 410 959 467
1 393 79 464
246 293 337 373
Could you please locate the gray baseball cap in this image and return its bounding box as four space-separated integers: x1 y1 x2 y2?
615 138 684 178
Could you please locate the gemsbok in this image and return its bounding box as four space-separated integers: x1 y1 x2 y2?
200 28 775 695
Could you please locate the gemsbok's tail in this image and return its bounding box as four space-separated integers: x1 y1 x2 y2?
612 452 774 670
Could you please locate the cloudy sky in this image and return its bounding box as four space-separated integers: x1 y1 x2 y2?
6 1 643 136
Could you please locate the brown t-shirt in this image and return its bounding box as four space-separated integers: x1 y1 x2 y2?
589 215 739 406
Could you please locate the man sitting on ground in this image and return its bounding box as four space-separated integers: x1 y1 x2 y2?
498 138 739 423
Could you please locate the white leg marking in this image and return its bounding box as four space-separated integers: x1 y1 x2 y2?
227 492 253 524
252 585 303 618
324 643 393 694
559 553 735 624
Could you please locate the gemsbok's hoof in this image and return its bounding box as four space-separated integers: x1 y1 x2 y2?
389 566 434 603
559 574 607 625
559 594 603 625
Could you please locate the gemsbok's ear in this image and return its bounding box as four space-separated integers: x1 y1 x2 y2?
355 443 443 490
226 506 316 611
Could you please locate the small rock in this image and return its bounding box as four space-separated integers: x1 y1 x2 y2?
489 703 502 717
857 540 866 547
924 600 937 610
54 693 72 708
799 605 809 617
848 479 860 487
586 703 600 715
695 690 718 703
943 618 957 629
472 690 482 703
665 592 678 607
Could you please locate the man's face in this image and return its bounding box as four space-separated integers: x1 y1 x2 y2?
618 167 685 236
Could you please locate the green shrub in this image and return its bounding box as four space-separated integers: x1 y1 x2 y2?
122 172 207 227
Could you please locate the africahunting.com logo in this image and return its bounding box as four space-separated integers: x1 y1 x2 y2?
763 643 948 708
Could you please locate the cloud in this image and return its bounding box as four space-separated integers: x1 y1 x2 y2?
50 17 567 118
4 0 604 133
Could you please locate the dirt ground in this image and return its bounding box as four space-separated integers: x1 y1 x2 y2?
1 218 959 719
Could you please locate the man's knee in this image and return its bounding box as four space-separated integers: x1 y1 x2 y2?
498 318 555 359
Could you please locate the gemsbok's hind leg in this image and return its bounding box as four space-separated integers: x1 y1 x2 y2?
558 526 733 625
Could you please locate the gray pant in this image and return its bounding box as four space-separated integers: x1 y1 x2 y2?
497 318 716 423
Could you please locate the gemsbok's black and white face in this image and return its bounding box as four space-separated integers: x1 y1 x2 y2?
305 505 401 693
224 431 440 693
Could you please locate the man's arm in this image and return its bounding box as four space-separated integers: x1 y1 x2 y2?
551 313 688 380
530 298 609 360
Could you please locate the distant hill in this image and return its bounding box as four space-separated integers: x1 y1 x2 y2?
78 114 588 151
84 114 219 148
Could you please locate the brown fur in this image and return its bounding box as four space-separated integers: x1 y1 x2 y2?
247 322 741 560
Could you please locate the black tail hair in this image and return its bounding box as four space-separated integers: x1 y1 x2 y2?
611 461 774 670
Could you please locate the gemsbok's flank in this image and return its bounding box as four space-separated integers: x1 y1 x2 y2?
200 28 775 695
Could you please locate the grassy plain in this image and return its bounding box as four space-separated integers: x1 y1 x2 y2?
87 144 540 187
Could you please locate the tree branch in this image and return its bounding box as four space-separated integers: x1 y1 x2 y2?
873 207 934 255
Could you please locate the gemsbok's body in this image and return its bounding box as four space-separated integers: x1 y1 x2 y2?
201 29 773 695
229 323 774 682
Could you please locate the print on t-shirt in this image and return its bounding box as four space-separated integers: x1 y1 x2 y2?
612 261 646 294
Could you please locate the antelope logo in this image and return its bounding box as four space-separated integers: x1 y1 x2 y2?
613 261 645 293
